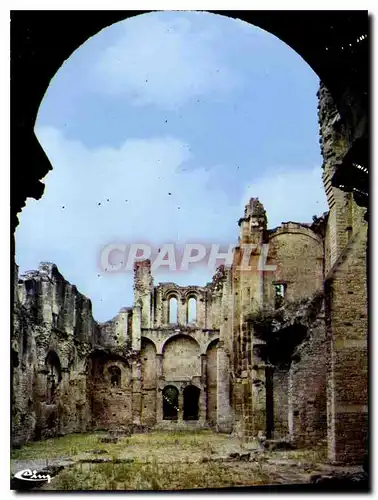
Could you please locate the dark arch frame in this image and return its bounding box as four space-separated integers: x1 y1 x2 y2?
161 332 200 355
10 10 368 231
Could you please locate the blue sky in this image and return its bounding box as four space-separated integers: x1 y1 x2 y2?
15 11 328 322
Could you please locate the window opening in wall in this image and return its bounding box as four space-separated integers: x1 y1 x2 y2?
274 283 286 309
168 297 178 324
187 297 197 324
162 385 179 420
52 313 58 328
109 365 121 387
25 280 35 297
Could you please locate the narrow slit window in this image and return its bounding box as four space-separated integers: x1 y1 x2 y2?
168 297 178 324
187 297 197 324
274 283 286 309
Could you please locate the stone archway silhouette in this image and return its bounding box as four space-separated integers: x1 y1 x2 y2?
11 10 368 231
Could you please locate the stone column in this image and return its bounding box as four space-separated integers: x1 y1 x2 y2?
216 343 233 433
288 366 294 439
115 309 128 346
132 359 142 425
156 388 163 423
124 309 129 344
40 279 53 324
324 225 368 465
178 389 184 423
251 340 267 436
201 354 207 386
198 387 206 425
132 306 141 351
178 299 186 326
156 354 163 379
156 355 163 424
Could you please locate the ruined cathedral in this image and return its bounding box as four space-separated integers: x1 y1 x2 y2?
12 83 368 466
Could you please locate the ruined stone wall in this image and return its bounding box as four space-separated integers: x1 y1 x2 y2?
97 308 132 350
230 206 268 433
223 83 368 458
319 83 368 464
325 224 368 464
154 282 208 328
129 262 231 429
267 224 323 305
206 339 218 425
162 335 201 380
273 368 289 438
12 263 97 446
88 354 133 430
134 260 153 328
287 308 327 447
228 207 325 438
141 338 157 425
318 82 366 273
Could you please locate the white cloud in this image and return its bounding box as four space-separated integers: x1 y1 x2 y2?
92 14 242 108
16 127 327 321
242 166 328 229
16 126 241 321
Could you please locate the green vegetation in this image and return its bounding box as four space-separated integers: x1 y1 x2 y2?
11 430 226 461
42 460 271 491
11 430 327 491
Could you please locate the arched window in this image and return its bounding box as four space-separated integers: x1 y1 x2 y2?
108 365 121 387
187 297 197 324
162 385 179 420
168 296 178 324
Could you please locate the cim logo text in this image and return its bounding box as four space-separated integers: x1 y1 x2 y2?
14 469 52 483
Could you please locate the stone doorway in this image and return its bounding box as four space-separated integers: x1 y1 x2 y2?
183 385 200 421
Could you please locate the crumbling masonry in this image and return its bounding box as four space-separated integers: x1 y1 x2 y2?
12 84 367 465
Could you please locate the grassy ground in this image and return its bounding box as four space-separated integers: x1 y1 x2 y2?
11 430 329 491
11 430 238 462
41 460 272 491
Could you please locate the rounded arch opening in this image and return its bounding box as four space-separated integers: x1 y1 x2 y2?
187 296 197 325
162 385 179 421
167 295 178 325
45 350 62 404
206 337 219 353
183 385 200 421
